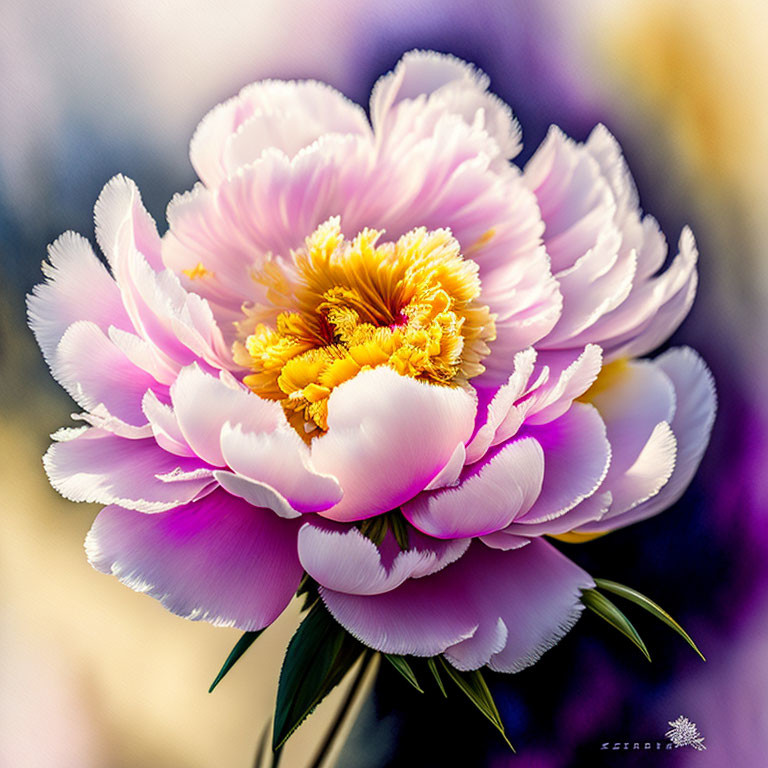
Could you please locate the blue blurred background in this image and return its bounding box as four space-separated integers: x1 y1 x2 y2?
1 1 766 766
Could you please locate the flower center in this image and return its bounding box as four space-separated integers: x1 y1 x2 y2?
235 218 495 437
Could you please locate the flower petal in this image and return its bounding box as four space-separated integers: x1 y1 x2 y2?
402 437 544 539
190 80 371 187
44 429 214 513
170 364 284 467
94 174 163 271
27 232 130 365
298 521 469 596
320 539 592 670
517 403 610 524
311 367 476 522
85 489 302 630
580 347 716 531
218 422 342 514
371 49 520 160
52 321 155 427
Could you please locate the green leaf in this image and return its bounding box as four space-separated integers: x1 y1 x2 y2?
296 574 319 613
273 602 364 751
582 588 651 662
357 515 389 546
594 578 705 661
388 510 410 551
439 659 515 752
427 656 447 698
383 654 423 693
357 509 410 550
209 629 264 693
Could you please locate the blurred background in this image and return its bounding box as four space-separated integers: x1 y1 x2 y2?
1 0 767 766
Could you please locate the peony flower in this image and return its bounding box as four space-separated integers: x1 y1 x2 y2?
29 51 715 675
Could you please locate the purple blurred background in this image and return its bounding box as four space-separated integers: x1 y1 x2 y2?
1 1 766 766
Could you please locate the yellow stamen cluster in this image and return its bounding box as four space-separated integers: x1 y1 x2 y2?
235 219 496 437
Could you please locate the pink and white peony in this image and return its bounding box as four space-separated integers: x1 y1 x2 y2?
29 51 715 673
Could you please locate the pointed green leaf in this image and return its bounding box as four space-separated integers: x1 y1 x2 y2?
582 588 651 662
388 510 411 551
594 578 705 661
357 515 389 546
383 654 423 693
273 602 364 751
427 656 447 698
439 659 515 752
209 629 264 693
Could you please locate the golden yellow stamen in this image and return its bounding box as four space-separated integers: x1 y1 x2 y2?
183 262 213 280
236 219 496 438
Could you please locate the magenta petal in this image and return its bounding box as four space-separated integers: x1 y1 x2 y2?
86 489 302 630
320 539 592 669
518 403 610 523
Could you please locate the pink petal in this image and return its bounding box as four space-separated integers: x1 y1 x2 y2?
298 521 469 596
609 229 699 360
27 231 130 365
402 437 544 539
218 422 342 514
311 368 476 522
190 80 371 187
142 389 194 457
577 359 678 522
371 49 521 159
523 344 603 425
85 489 302 630
320 539 592 670
94 176 231 372
44 429 214 513
170 364 284 467
524 126 616 273
466 348 537 464
525 124 698 356
503 490 612 538
94 174 163 271
52 321 155 427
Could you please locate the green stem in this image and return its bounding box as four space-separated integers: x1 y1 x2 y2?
252 717 272 768
307 650 375 768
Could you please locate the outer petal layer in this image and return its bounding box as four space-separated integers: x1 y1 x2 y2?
320 539 592 670
576 347 716 532
86 489 303 630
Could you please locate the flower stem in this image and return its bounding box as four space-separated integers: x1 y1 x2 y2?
307 649 375 768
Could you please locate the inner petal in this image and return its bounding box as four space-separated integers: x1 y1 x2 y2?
235 218 496 438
